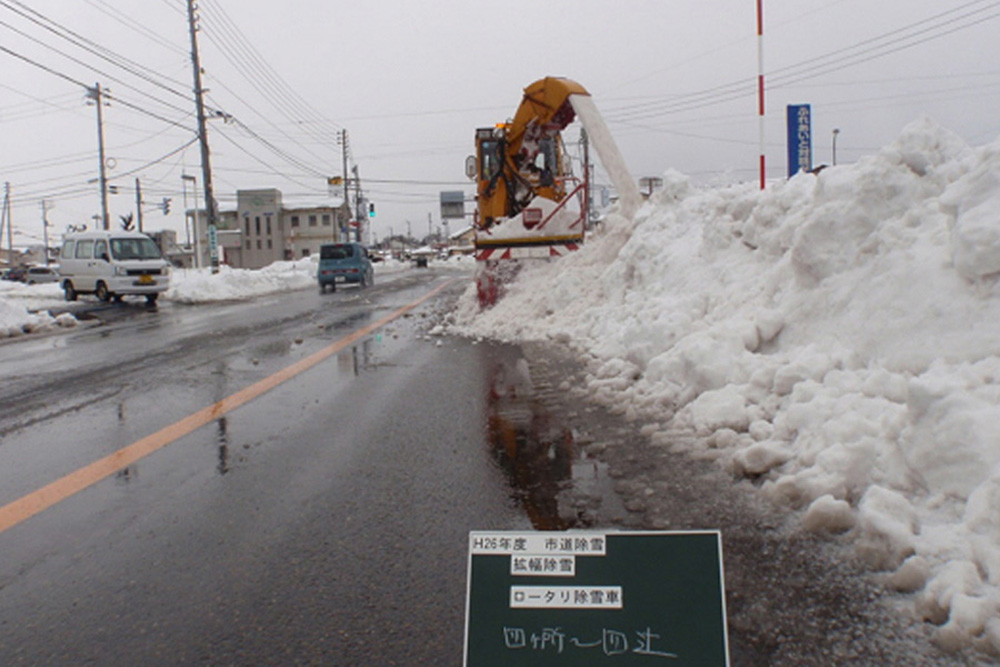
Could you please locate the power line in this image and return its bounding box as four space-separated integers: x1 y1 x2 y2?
82 0 189 57
211 123 324 193
0 0 192 109
600 0 1000 123
198 2 342 149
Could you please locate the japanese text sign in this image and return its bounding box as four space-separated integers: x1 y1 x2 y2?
464 531 729 666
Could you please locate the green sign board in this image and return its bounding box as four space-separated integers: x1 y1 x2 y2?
464 531 729 666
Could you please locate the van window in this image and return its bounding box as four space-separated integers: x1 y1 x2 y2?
60 241 75 259
94 240 108 260
75 240 94 259
111 237 161 260
320 244 353 260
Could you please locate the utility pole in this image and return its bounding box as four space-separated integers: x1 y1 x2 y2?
41 200 52 265
2 182 11 262
580 127 591 228
87 83 111 230
135 178 143 232
341 129 350 213
187 0 219 273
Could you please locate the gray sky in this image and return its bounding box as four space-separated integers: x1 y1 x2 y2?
2 0 999 248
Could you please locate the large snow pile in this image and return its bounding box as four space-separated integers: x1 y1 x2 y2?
451 116 1000 656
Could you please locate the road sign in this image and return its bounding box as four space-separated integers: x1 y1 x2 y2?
441 190 466 219
208 224 218 263
464 531 729 666
787 104 812 177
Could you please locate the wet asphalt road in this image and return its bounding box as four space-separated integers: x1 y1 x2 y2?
0 269 535 664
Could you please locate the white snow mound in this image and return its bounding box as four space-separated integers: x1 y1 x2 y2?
450 117 1000 656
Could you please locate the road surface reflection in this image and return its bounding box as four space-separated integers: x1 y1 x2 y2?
486 353 579 531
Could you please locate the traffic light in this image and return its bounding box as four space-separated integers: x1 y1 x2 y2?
161 197 171 215
368 202 375 218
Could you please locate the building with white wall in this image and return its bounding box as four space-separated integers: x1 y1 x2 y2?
185 188 350 269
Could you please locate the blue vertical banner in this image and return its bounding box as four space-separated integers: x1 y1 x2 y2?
787 104 812 177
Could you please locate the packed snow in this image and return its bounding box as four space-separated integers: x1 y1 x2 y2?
449 117 1000 657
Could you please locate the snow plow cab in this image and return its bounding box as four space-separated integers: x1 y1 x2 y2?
468 77 592 307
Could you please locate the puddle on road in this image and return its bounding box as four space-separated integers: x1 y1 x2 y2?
484 349 620 531
336 336 381 377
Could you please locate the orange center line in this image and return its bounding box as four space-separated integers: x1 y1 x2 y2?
0 279 456 536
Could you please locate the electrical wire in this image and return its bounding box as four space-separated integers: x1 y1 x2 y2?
82 0 189 57
0 0 193 110
600 0 1000 124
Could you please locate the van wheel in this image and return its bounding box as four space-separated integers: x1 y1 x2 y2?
95 281 111 302
63 281 77 302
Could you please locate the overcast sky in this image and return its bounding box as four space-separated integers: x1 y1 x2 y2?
2 0 999 248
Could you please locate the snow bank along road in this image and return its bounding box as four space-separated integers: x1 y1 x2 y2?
452 118 1000 662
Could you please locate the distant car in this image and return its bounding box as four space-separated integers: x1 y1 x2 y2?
4 266 28 282
24 266 60 285
317 242 374 293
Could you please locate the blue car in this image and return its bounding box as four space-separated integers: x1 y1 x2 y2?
317 242 374 293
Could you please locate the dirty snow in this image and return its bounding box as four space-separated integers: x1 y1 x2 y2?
450 117 1000 658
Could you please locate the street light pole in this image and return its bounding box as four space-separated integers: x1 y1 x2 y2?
182 174 201 269
832 128 840 166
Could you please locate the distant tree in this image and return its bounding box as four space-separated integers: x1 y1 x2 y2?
119 213 135 231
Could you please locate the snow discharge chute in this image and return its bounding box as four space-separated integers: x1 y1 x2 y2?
569 94 642 220
468 77 639 307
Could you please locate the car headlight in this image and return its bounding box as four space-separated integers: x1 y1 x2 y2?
114 265 128 277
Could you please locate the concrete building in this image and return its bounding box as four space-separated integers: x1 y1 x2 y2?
185 188 351 269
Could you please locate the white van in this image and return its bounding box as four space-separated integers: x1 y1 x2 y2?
59 230 171 305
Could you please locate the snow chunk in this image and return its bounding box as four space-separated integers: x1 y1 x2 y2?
683 385 749 435
802 494 854 534
731 440 790 477
888 555 931 593
855 485 918 570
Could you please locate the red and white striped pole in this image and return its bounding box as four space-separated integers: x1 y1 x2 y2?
757 0 766 189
